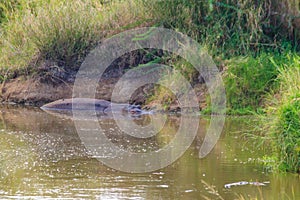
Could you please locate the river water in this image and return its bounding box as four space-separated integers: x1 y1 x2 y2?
0 105 299 199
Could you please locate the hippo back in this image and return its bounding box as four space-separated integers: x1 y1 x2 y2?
41 98 110 111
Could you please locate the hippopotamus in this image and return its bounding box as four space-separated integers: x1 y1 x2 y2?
40 98 146 114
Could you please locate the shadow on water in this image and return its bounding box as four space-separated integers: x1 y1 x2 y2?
0 105 299 199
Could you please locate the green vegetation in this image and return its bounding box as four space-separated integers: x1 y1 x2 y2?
224 51 299 114
0 0 152 81
263 55 300 173
0 0 20 24
225 54 300 173
145 0 298 114
149 0 299 56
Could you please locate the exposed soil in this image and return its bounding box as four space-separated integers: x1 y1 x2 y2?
0 49 208 111
1 76 71 106
0 76 118 106
0 74 207 112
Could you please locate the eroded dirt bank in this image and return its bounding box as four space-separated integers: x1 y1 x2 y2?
0 50 208 110
0 76 207 111
0 76 117 106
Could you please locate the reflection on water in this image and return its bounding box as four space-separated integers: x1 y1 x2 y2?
0 105 299 199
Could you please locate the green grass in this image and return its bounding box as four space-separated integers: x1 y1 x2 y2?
223 51 300 114
0 0 19 24
148 0 297 58
0 0 152 81
143 0 299 116
224 53 278 113
264 55 300 173
0 0 298 81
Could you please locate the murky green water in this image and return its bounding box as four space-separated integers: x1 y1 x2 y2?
0 105 299 199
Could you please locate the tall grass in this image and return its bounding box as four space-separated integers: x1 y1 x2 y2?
0 0 19 24
0 0 152 81
223 51 300 114
265 54 300 173
148 0 290 57
1 0 298 81
143 0 299 114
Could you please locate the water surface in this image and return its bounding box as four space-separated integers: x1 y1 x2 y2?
0 105 299 199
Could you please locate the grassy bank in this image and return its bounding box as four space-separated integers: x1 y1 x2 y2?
224 52 300 172
225 52 300 173
0 0 153 82
223 51 299 114
263 54 300 173
1 0 298 80
147 0 299 115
